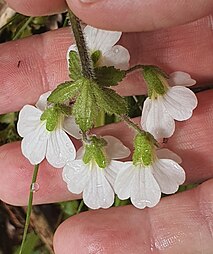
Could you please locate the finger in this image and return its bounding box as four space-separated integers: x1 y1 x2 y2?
1 16 213 113
54 179 213 254
6 0 66 16
6 0 213 32
0 90 212 205
67 0 213 31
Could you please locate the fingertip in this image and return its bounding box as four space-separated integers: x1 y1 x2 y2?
67 0 213 32
6 0 66 16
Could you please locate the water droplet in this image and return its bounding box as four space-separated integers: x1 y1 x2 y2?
31 182 40 192
114 48 119 54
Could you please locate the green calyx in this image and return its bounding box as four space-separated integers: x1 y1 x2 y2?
142 66 169 99
91 50 102 66
132 132 155 166
40 106 61 132
83 136 108 168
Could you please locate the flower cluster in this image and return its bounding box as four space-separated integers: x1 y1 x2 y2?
17 25 198 209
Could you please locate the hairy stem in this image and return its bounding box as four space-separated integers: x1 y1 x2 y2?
68 10 94 79
121 115 144 134
19 164 40 254
125 64 144 74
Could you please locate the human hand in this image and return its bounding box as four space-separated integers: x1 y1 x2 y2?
1 0 213 253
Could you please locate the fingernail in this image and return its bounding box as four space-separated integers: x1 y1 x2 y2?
80 0 99 3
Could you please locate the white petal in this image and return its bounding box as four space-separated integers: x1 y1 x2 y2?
152 159 186 194
163 86 198 121
66 44 78 63
169 71 196 87
84 25 122 53
104 160 125 187
156 148 182 164
21 123 48 165
63 116 81 139
104 135 130 160
46 128 76 168
35 91 52 111
83 163 114 209
131 166 161 209
62 160 90 194
114 162 135 200
17 105 42 137
141 98 175 139
101 45 130 70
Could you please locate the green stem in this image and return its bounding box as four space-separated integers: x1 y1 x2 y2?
68 10 94 79
19 164 40 254
76 200 84 214
0 13 20 32
125 64 144 74
121 115 144 134
13 16 34 40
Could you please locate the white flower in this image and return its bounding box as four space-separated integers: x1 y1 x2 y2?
67 25 130 70
62 136 130 209
114 149 185 209
141 71 198 140
17 92 81 168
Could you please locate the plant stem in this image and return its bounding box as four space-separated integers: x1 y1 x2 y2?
121 115 144 134
13 16 33 40
125 64 144 74
68 10 94 79
76 200 84 214
19 164 40 254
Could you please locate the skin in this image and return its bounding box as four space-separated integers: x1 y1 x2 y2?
1 0 213 253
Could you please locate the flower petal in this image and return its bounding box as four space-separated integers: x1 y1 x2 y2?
105 160 125 187
114 162 135 200
17 105 42 137
46 128 76 168
131 166 161 209
141 98 175 139
83 164 114 209
62 160 90 194
63 116 81 139
21 123 48 165
101 45 130 70
35 91 51 111
169 71 196 87
104 135 130 160
151 159 186 194
156 148 182 164
84 25 122 53
163 86 198 121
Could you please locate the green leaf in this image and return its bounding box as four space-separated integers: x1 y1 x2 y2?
142 66 166 97
40 107 60 131
68 50 82 80
92 85 128 115
95 66 126 87
47 81 80 104
72 80 98 132
56 104 72 116
133 133 154 166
